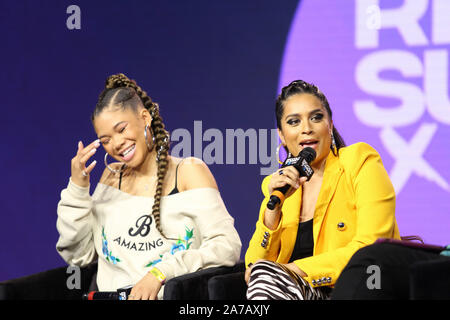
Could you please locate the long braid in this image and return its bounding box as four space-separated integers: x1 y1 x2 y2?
104 73 172 239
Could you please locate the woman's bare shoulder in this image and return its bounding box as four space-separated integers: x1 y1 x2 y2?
176 157 218 191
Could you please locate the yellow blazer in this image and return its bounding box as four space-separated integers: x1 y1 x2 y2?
245 142 400 288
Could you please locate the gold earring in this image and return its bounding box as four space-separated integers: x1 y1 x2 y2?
276 143 291 165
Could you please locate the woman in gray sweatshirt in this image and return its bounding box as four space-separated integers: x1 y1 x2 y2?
56 73 242 300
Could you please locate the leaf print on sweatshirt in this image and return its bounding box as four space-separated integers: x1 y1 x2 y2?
102 226 121 264
145 227 194 268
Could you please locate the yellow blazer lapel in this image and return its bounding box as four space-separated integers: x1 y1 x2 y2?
312 151 343 252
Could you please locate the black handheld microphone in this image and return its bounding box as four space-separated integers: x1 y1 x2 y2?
266 147 316 210
83 291 123 300
82 284 133 300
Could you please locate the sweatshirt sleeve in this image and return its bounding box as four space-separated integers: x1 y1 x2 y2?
56 178 97 267
154 189 242 281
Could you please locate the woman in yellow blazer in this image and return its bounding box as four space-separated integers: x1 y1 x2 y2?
245 80 400 300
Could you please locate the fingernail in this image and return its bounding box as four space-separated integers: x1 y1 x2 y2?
91 148 97 153
295 183 300 189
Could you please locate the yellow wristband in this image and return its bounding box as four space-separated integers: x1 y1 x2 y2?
149 267 166 284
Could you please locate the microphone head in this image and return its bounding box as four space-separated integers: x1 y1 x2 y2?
299 147 316 163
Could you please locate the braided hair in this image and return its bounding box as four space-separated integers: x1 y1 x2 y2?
92 73 171 239
275 80 345 154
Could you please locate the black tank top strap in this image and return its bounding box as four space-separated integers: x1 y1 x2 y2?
168 160 183 196
118 164 126 190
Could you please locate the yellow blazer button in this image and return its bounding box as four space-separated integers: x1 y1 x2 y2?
337 222 347 231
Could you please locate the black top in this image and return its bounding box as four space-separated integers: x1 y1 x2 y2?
167 162 180 195
288 219 314 262
118 162 180 195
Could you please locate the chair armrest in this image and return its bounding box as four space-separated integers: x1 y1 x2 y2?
409 258 450 299
0 262 97 300
163 261 245 300
208 271 247 300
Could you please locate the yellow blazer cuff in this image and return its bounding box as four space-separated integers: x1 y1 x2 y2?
245 198 284 266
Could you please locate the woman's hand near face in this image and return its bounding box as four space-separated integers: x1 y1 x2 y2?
128 272 162 300
70 139 100 187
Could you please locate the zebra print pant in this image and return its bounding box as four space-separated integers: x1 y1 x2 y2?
246 260 332 300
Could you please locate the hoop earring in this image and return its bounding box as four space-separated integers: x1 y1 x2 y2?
331 133 336 150
104 153 126 174
144 124 156 151
276 143 291 165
